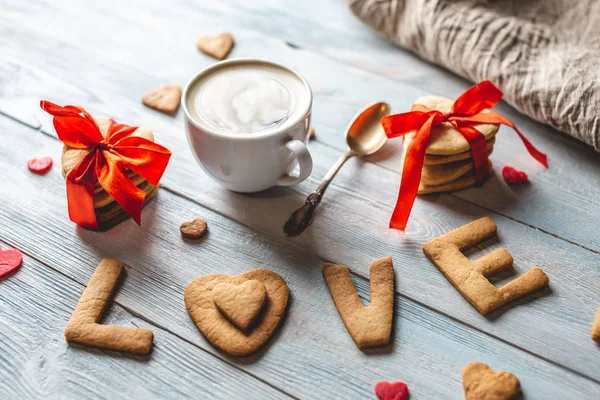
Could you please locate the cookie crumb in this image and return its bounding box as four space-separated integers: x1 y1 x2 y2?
309 128 315 140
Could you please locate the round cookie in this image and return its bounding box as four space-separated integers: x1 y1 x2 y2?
423 138 495 165
417 160 493 195
95 181 157 223
95 183 159 231
421 159 476 186
413 96 499 155
93 174 147 209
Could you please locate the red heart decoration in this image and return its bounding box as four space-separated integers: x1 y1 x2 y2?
0 248 22 278
375 381 409 400
502 165 528 185
27 156 53 174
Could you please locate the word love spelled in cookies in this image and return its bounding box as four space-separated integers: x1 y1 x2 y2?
323 257 394 349
423 217 549 315
462 362 521 400
64 258 154 355
185 268 289 356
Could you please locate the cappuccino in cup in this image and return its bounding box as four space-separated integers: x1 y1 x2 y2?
183 59 313 192
186 62 310 136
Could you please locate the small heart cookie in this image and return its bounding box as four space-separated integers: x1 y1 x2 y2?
213 280 267 331
196 32 235 60
185 269 288 356
0 247 23 278
375 381 409 400
462 362 521 400
180 217 208 239
142 84 182 116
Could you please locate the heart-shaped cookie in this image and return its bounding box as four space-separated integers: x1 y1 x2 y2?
462 362 521 400
185 269 288 356
179 217 208 239
196 32 235 60
375 381 409 400
0 247 23 278
213 280 267 331
142 83 182 116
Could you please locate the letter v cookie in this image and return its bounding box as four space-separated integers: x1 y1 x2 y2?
323 257 394 349
64 258 154 354
423 217 549 315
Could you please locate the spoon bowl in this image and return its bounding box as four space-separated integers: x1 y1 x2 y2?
346 102 391 156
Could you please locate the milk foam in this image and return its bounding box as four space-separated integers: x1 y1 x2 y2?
187 62 309 135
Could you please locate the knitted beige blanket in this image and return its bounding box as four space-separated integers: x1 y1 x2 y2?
347 0 600 151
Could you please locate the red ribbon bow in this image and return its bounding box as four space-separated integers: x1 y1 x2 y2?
381 81 548 231
40 101 172 229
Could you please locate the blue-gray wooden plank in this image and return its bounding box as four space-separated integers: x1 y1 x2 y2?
0 0 598 381
0 116 598 399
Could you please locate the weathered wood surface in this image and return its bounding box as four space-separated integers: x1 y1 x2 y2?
1 0 599 398
1 0 599 382
0 117 598 399
7 0 599 255
0 241 289 399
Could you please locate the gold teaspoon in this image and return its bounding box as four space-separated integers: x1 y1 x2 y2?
283 102 391 236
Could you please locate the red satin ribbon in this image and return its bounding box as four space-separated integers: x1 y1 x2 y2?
40 101 172 229
381 81 548 231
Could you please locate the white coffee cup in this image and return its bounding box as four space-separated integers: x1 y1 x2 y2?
182 59 313 193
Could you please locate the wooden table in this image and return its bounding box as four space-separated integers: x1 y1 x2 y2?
1 1 599 398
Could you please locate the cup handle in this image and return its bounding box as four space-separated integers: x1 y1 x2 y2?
277 139 313 186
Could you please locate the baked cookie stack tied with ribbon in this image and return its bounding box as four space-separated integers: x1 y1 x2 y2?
40 101 172 230
382 81 549 232
404 96 498 195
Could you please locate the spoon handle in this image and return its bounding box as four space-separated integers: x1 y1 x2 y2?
283 152 355 236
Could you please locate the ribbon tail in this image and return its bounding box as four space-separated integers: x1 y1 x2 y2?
501 117 549 168
457 113 548 168
97 152 146 225
66 180 98 229
389 116 435 231
453 123 490 184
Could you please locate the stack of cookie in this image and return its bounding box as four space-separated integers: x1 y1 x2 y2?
61 116 159 230
402 96 499 194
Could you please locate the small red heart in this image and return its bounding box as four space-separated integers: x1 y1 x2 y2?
502 165 528 184
27 156 53 174
375 381 409 400
0 248 23 278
